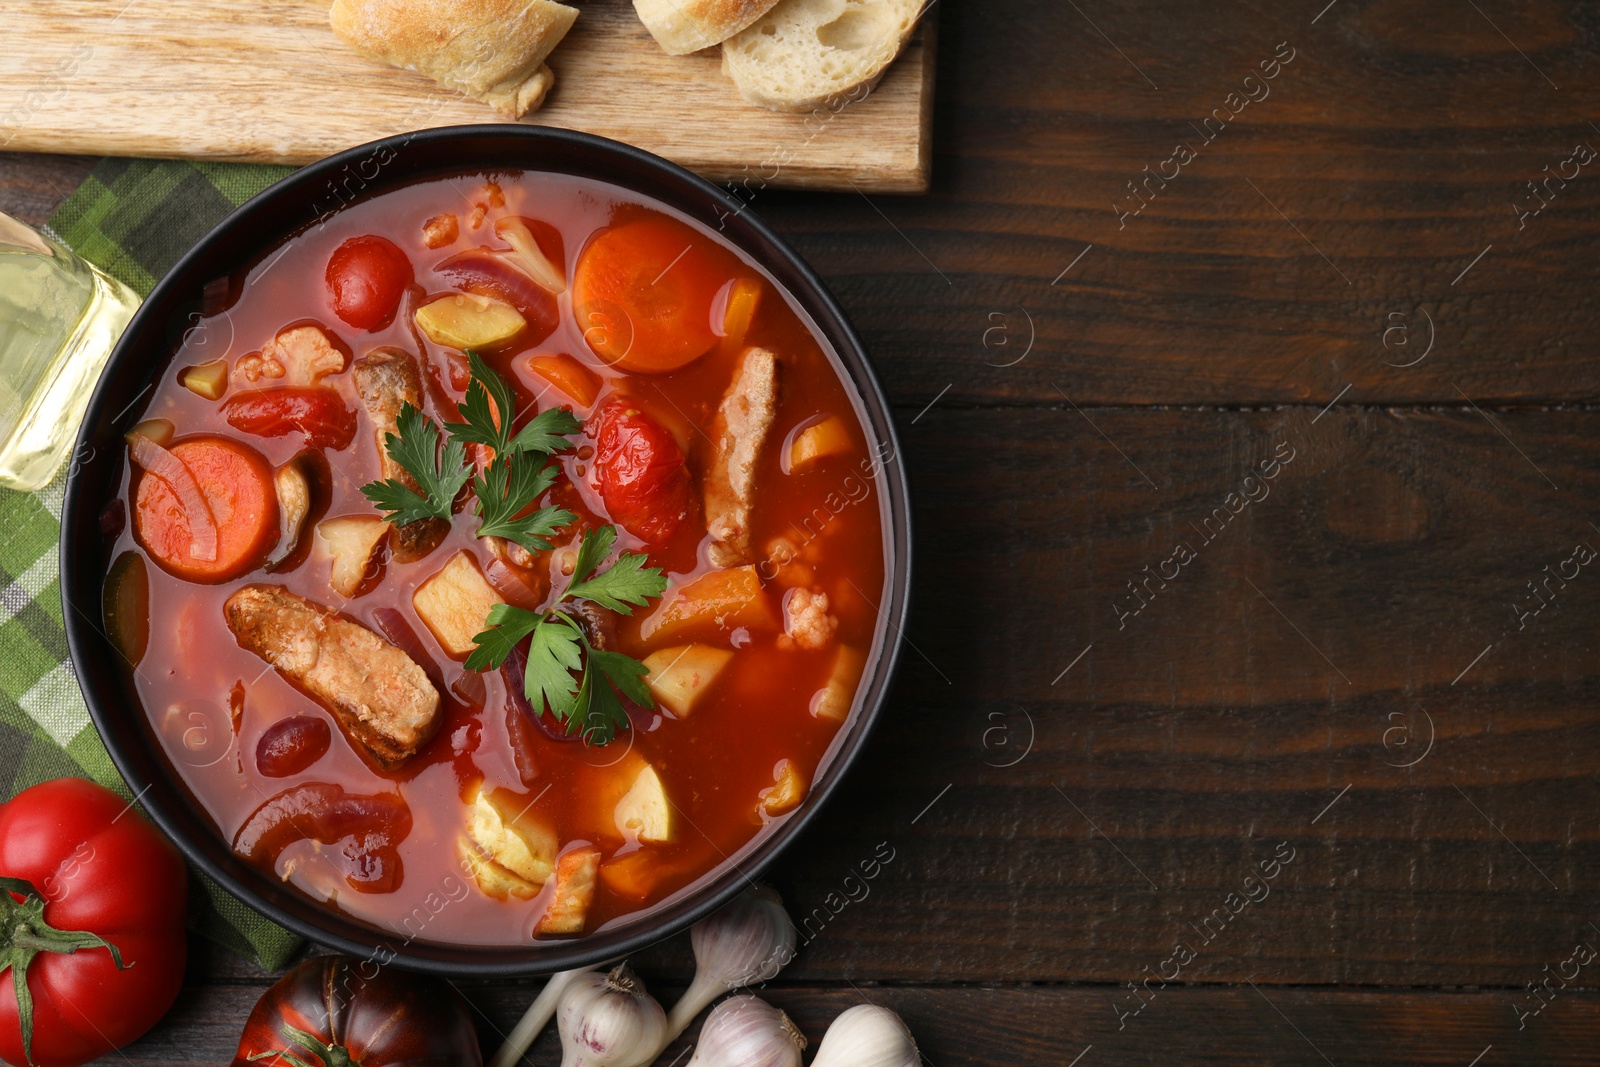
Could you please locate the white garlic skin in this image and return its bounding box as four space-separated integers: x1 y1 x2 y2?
691 885 797 989
810 1004 919 1067
685 996 806 1067
667 885 799 1041
557 964 668 1067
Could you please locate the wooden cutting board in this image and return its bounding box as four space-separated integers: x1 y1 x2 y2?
0 0 934 192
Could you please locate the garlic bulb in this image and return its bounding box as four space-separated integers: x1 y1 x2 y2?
665 885 798 1040
489 967 595 1067
811 1005 919 1067
685 996 806 1067
557 964 668 1067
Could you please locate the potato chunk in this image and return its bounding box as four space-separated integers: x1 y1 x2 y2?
180 359 229 401
414 551 504 657
466 784 558 888
642 645 733 718
536 847 601 935
317 516 390 598
812 644 865 722
614 765 672 843
415 293 525 350
644 565 778 645
460 835 539 901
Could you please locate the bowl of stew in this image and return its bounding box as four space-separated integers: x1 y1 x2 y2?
59 126 910 974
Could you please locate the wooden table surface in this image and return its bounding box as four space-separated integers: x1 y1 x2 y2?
7 0 1600 1063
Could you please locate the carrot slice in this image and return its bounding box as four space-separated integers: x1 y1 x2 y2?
528 354 601 408
718 277 763 358
572 216 730 374
134 435 279 582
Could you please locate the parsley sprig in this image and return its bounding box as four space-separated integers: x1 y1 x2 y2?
360 405 470 524
466 527 666 745
359 354 668 745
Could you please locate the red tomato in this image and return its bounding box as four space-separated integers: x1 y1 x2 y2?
0 778 187 1067
589 399 693 546
325 235 412 330
232 955 480 1067
222 387 357 450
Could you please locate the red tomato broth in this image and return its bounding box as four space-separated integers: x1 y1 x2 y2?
103 170 888 947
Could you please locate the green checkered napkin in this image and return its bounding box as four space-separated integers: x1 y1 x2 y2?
0 158 299 970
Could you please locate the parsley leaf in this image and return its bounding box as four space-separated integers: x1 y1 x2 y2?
446 351 581 457
589 647 655 708
472 455 577 553
464 603 543 672
569 651 630 745
567 546 669 613
510 406 583 456
360 403 469 524
468 524 668 746
526 616 583 723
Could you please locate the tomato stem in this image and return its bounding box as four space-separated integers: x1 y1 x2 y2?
248 1023 360 1067
0 875 131 1067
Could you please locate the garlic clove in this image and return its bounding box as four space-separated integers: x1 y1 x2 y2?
685 996 806 1067
490 966 595 1067
666 885 798 1041
810 1004 920 1067
557 963 668 1067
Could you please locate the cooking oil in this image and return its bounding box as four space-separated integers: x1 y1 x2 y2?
0 213 139 491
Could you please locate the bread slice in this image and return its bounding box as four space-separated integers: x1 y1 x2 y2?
330 0 578 118
720 0 922 112
634 0 784 55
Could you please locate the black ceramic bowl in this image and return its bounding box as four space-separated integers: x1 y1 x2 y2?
58 126 910 975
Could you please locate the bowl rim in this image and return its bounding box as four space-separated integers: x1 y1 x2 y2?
58 124 912 975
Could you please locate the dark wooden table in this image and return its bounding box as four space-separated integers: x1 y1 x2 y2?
7 1 1600 1063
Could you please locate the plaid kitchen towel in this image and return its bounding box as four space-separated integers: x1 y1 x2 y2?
0 158 299 970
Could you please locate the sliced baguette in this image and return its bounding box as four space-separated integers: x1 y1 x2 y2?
634 0 784 55
330 0 577 118
720 0 921 113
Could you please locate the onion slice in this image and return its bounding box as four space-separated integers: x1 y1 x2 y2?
127 433 218 562
494 217 566 295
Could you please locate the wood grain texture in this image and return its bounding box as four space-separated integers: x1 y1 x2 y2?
102 965 1600 1066
747 0 1600 404
714 406 1600 987
0 0 933 191
5 0 1600 1055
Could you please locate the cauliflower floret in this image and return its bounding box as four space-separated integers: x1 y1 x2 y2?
237 326 345 387
782 588 838 651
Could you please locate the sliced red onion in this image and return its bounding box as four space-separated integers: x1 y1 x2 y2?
128 433 217 562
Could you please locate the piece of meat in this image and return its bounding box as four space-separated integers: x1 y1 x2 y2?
705 346 779 567
353 346 449 563
224 584 441 768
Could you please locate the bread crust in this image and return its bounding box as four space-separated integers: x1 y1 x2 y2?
330 0 577 118
633 0 783 55
720 0 921 113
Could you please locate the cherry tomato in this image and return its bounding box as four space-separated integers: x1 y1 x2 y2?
232 956 480 1067
326 235 412 330
572 216 730 373
222 387 357 450
0 778 187 1067
255 716 332 777
589 399 693 546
